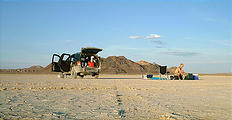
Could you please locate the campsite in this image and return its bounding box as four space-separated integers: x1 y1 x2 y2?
0 55 231 119
1 0 231 120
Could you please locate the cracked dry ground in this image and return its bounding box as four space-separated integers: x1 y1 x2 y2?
0 74 231 120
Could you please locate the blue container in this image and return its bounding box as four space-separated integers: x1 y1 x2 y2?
147 74 153 78
160 78 167 80
151 77 167 80
193 75 199 80
151 77 160 80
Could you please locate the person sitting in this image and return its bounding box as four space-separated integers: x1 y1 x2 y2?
175 64 186 80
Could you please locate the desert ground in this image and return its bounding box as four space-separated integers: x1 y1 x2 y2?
0 74 231 120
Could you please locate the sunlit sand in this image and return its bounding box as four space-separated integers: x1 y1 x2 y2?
0 74 231 119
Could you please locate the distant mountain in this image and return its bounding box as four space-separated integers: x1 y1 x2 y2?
40 64 52 73
26 65 43 70
0 56 177 74
100 56 160 74
0 65 44 73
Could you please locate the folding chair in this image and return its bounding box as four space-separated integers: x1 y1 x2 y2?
159 66 169 79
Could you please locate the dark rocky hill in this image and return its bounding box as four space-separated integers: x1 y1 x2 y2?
100 56 160 74
0 56 176 74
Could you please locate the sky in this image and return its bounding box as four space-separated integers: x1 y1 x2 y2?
0 0 231 73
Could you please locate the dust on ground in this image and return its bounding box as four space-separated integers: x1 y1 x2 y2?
0 74 231 120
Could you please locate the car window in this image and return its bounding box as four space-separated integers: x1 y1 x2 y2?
62 55 69 61
73 53 80 61
53 56 59 62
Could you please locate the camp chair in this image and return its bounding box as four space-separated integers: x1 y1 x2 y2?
159 66 169 79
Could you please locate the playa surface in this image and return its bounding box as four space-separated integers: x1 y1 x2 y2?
0 74 231 120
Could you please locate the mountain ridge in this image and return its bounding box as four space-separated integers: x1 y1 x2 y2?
0 56 176 74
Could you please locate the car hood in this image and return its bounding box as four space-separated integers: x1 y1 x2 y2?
81 47 103 55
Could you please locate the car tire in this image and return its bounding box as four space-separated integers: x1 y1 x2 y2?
92 74 99 78
71 71 77 79
58 73 64 78
94 75 99 79
79 75 84 78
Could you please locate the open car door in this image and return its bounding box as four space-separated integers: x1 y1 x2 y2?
58 53 72 72
52 54 61 72
52 53 72 72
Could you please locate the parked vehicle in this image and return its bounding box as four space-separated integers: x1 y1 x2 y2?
52 47 103 78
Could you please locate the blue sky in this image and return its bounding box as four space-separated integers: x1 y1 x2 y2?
0 0 231 73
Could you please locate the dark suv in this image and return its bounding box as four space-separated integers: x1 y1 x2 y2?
52 47 102 78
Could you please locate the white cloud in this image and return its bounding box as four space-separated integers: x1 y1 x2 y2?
128 36 141 39
145 34 161 39
128 34 161 39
